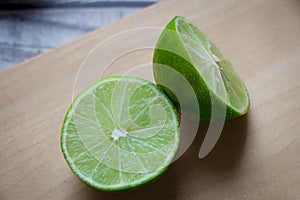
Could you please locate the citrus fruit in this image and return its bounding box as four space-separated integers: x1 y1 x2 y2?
61 76 180 191
153 16 250 121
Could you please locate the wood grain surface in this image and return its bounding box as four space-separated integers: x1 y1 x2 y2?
1 0 300 199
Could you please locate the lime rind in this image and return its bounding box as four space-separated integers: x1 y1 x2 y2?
61 76 180 191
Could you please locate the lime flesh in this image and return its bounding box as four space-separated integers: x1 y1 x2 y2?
153 16 250 121
61 76 180 191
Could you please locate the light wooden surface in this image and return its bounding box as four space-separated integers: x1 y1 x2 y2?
1 0 300 199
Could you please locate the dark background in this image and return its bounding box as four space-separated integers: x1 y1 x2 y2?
0 0 159 71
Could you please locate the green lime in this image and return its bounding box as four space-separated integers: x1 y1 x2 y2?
61 76 180 191
153 16 250 121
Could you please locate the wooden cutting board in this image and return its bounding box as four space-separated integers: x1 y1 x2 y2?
1 0 300 199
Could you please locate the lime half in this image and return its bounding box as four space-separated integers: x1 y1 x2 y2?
61 76 180 191
153 16 250 121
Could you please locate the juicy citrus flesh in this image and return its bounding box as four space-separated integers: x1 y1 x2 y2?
61 76 180 191
153 16 249 121
176 17 249 114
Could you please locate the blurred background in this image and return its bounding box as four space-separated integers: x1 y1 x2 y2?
0 0 159 72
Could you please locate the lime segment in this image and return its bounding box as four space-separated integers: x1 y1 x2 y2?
177 17 248 113
153 16 250 121
61 76 179 191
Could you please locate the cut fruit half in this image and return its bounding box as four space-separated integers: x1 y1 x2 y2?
61 76 180 191
153 16 250 121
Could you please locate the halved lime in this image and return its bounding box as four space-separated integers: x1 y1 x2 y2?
153 16 250 121
61 76 180 191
